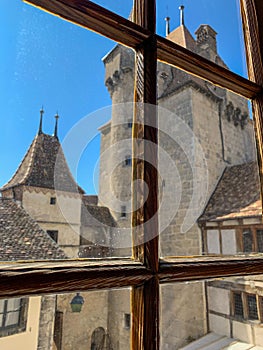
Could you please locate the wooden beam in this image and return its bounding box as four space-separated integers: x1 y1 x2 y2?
159 256 263 283
240 0 263 219
157 35 262 99
0 260 151 297
132 1 159 349
132 1 158 271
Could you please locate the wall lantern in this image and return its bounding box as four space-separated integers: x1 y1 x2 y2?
70 292 84 313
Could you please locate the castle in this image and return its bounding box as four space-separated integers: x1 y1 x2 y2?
1 7 263 350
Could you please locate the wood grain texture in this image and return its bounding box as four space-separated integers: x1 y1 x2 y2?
23 0 263 100
132 278 159 350
143 278 159 350
132 284 144 350
240 0 263 217
0 260 151 297
132 2 159 349
159 256 263 283
132 1 158 272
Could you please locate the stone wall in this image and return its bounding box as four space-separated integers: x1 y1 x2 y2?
23 188 81 258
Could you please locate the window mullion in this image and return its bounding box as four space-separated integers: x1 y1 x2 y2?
241 0 263 216
132 1 159 349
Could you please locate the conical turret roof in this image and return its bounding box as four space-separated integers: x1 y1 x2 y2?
1 133 84 194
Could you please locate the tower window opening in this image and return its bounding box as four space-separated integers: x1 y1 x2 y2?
121 206 126 218
124 156 132 167
127 120 132 128
50 197 56 205
124 313 131 329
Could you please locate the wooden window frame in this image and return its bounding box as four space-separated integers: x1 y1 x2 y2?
236 226 263 253
232 291 261 322
0 298 28 338
232 291 244 320
2 0 263 348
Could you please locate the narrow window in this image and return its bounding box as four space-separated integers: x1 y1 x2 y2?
124 313 131 329
47 230 58 243
233 292 243 318
124 156 132 167
127 120 132 128
121 206 126 218
242 229 253 253
247 295 258 320
50 197 56 205
257 229 263 252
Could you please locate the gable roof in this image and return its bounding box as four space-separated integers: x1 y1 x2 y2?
0 198 66 260
81 201 117 228
199 161 261 222
1 133 84 194
167 25 197 52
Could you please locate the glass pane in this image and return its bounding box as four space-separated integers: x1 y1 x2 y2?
6 298 21 312
93 0 133 18
1 1 135 260
0 289 130 349
157 0 247 77
257 230 263 252
243 230 253 253
55 289 131 349
5 311 20 327
233 293 243 318
247 295 258 320
157 48 259 257
161 276 263 349
0 301 5 314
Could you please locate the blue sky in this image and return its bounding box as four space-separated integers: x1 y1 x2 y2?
0 0 246 194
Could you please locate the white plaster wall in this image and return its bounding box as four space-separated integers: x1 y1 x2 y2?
23 190 81 226
254 326 263 346
208 313 231 337
221 229 237 255
207 286 230 315
232 320 254 344
207 230 220 254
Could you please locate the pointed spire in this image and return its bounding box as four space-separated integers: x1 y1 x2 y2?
165 17 170 36
179 5 185 26
54 112 59 139
38 107 44 135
